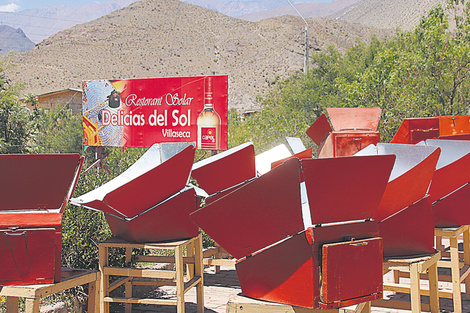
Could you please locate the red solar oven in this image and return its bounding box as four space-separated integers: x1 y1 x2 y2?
391 115 470 144
0 154 83 286
306 107 381 158
71 144 199 243
356 143 441 257
422 139 470 227
191 142 256 204
190 154 395 309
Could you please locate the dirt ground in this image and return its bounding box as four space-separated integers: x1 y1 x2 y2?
108 264 470 313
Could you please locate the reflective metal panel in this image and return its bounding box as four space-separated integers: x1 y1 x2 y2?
0 154 82 212
190 158 303 259
302 155 395 224
255 144 291 175
425 139 470 203
191 142 255 196
356 143 440 222
306 113 332 145
379 196 435 257
71 145 195 219
285 136 307 154
105 188 199 243
327 107 381 132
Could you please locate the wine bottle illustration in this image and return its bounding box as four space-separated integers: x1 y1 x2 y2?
197 76 221 150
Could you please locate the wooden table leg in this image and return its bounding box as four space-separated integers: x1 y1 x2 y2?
5 296 19 313
24 297 40 313
428 262 439 313
410 263 421 313
88 275 100 313
450 236 463 313
195 235 204 313
355 301 371 313
125 247 133 313
175 244 185 313
186 241 195 281
99 244 109 313
463 227 470 300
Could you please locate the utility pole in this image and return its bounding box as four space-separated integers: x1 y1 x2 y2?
286 0 309 74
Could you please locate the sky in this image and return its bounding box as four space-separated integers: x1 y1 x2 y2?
0 0 335 12
0 0 108 11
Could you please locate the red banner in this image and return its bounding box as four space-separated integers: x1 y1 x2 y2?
82 75 228 150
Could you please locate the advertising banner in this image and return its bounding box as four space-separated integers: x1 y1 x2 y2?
82 75 228 150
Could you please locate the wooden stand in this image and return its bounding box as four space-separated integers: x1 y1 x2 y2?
227 294 340 313
372 251 441 313
0 268 100 313
203 242 236 273
98 234 204 313
434 225 470 313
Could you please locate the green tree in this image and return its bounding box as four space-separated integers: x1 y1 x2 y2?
35 105 83 154
0 67 40 154
339 4 470 140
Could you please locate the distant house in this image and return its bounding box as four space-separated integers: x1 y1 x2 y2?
24 88 82 114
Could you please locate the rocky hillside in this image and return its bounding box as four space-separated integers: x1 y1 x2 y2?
1 0 393 111
330 0 447 30
0 25 34 54
239 0 359 22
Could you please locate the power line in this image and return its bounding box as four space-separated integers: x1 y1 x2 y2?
0 11 88 24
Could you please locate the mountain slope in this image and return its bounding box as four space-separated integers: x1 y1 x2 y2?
330 0 447 30
2 0 393 111
239 0 359 22
0 25 35 54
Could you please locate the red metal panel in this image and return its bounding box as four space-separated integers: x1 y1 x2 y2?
433 183 470 227
0 154 82 211
270 147 313 171
236 221 381 309
333 132 380 157
302 155 395 224
236 231 317 308
379 196 435 257
391 117 440 144
191 142 255 195
190 158 303 259
426 140 470 203
373 144 440 222
321 238 383 309
327 107 381 132
440 134 470 140
75 145 195 218
306 113 332 146
105 188 199 243
0 227 57 286
439 115 470 137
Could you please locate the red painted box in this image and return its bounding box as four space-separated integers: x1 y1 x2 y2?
307 107 382 158
0 154 83 286
391 115 470 144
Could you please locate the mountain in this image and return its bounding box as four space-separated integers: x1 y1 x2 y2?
0 0 392 111
239 0 359 22
0 0 138 43
0 25 34 54
180 0 288 17
330 0 447 31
